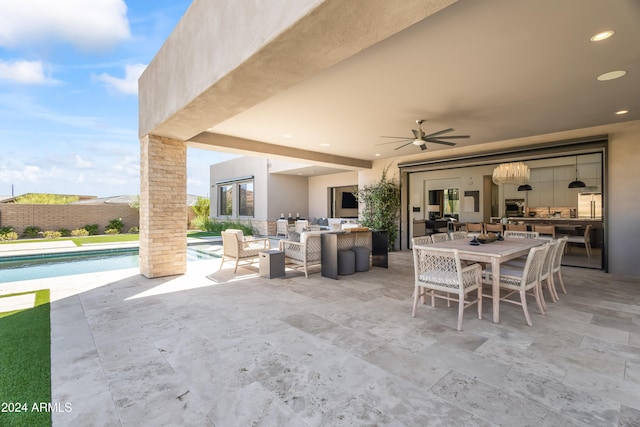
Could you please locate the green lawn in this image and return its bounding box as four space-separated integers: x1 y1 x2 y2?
0 234 139 246
0 290 51 427
186 231 220 238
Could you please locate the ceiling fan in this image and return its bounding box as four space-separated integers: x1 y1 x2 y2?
379 119 470 151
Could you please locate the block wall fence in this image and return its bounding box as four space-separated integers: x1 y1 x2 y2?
0 205 140 236
0 205 198 237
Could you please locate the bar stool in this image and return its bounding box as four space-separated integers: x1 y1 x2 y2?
352 246 370 272
337 250 356 275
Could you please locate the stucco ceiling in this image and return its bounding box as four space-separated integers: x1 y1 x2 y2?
200 0 640 174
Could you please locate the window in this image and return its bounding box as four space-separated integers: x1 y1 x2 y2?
218 184 233 216
238 181 254 217
215 177 254 218
443 188 460 217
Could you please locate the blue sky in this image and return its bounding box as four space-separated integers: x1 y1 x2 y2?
0 0 237 198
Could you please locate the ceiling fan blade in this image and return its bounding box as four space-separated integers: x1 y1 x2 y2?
419 144 427 151
423 128 454 139
394 141 414 150
427 135 470 140
376 139 412 146
425 139 457 146
380 135 412 139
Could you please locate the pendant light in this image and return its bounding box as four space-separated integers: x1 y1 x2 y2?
568 156 586 188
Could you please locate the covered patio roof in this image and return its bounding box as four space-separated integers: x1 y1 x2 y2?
138 0 640 278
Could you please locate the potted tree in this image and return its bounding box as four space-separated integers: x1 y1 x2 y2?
357 165 401 251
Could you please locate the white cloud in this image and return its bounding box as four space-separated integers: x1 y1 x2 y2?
73 155 93 169
94 63 146 95
0 164 42 184
0 60 53 84
0 0 130 51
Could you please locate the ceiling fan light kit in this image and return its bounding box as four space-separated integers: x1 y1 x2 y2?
492 162 530 185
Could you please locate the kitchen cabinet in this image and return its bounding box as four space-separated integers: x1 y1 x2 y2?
530 168 553 183
553 166 577 206
528 181 554 207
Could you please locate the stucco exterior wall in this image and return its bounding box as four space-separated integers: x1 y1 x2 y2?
209 157 309 233
606 121 640 276
308 171 358 218
139 0 324 139
266 173 309 220
210 156 269 219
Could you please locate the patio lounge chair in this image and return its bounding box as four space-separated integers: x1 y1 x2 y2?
219 229 270 273
279 231 323 278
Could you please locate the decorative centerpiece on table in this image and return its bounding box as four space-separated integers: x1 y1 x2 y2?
476 232 498 243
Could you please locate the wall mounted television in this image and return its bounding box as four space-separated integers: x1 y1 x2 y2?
341 192 358 209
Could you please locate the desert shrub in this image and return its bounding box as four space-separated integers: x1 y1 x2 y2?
0 231 19 241
71 228 89 237
128 227 139 233
14 193 79 204
83 224 99 235
107 218 124 233
192 216 254 235
104 228 120 235
23 226 42 238
191 215 214 231
42 230 62 239
192 196 210 217
57 228 72 237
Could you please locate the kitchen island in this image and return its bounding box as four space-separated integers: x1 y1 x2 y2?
491 217 603 248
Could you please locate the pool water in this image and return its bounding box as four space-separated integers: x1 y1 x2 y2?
0 245 220 283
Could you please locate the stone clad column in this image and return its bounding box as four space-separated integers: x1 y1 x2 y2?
139 135 187 278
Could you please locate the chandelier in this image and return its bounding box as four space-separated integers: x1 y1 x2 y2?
492 162 530 185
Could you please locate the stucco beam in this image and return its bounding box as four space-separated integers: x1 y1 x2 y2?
139 0 457 141
189 131 371 170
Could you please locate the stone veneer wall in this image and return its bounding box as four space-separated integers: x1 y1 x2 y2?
0 204 139 236
140 135 187 278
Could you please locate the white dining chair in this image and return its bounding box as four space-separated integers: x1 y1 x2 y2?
482 243 549 326
412 246 483 331
431 232 450 243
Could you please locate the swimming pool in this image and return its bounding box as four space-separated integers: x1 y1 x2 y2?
0 245 221 283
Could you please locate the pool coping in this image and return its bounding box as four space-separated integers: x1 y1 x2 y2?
0 237 223 260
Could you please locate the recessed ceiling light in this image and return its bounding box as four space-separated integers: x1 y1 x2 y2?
283 134 292 138
320 143 330 147
597 70 627 81
375 153 381 157
590 30 614 42
615 110 628 115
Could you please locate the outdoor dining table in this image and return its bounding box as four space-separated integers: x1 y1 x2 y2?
429 237 546 323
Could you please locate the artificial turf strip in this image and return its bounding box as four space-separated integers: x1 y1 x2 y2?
0 290 52 427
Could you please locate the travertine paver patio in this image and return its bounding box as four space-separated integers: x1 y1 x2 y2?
1 251 639 426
